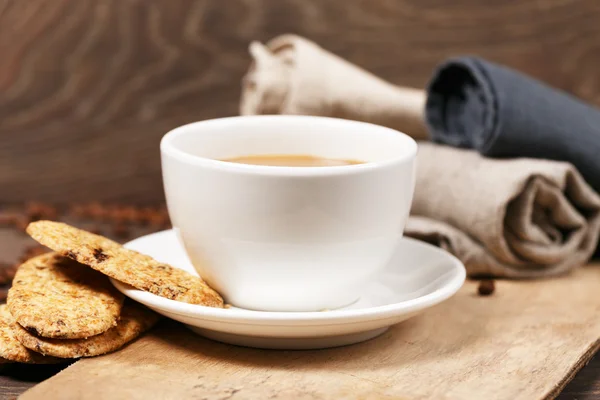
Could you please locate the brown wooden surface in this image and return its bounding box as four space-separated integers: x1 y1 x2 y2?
1 336 599 399
0 222 599 399
12 266 600 400
3 0 600 397
1 351 598 399
2 0 600 203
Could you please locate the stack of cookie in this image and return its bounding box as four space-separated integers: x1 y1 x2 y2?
0 221 224 364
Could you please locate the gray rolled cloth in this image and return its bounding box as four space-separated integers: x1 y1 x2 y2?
425 56 600 193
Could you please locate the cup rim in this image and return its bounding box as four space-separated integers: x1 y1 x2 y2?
160 115 417 176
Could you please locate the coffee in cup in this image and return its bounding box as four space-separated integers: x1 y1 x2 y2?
220 154 365 167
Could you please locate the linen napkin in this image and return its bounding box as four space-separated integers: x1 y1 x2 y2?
240 34 429 140
425 56 600 193
19 266 600 400
408 143 600 278
240 35 600 278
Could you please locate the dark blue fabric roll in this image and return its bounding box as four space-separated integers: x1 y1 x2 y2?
425 56 600 193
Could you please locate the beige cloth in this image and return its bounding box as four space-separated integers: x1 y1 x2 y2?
20 267 600 400
240 35 600 278
240 34 428 140
409 144 600 278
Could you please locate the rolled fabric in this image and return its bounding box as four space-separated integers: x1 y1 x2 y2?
238 36 600 278
425 56 600 193
240 34 429 140
409 143 600 278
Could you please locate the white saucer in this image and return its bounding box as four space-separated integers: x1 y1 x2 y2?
110 230 466 349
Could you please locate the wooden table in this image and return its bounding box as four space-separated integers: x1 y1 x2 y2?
0 342 598 399
1 223 599 399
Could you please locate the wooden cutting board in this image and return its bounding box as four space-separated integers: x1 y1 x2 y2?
20 266 600 400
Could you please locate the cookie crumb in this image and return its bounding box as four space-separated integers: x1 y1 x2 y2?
477 279 495 296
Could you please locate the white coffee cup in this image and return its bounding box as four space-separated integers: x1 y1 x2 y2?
160 115 417 312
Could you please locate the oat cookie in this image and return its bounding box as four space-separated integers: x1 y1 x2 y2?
7 253 124 339
12 301 159 358
0 305 61 364
26 221 223 307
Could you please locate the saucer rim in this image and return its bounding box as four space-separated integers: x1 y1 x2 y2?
110 230 466 325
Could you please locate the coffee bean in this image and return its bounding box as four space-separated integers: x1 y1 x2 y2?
477 279 495 296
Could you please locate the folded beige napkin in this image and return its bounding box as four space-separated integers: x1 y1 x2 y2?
240 34 429 140
409 143 600 277
240 35 600 278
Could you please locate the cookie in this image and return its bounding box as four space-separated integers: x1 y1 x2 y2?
7 253 124 339
12 301 160 358
26 221 223 307
0 305 61 364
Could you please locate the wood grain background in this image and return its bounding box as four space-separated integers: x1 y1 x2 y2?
2 0 600 204
3 2 600 398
